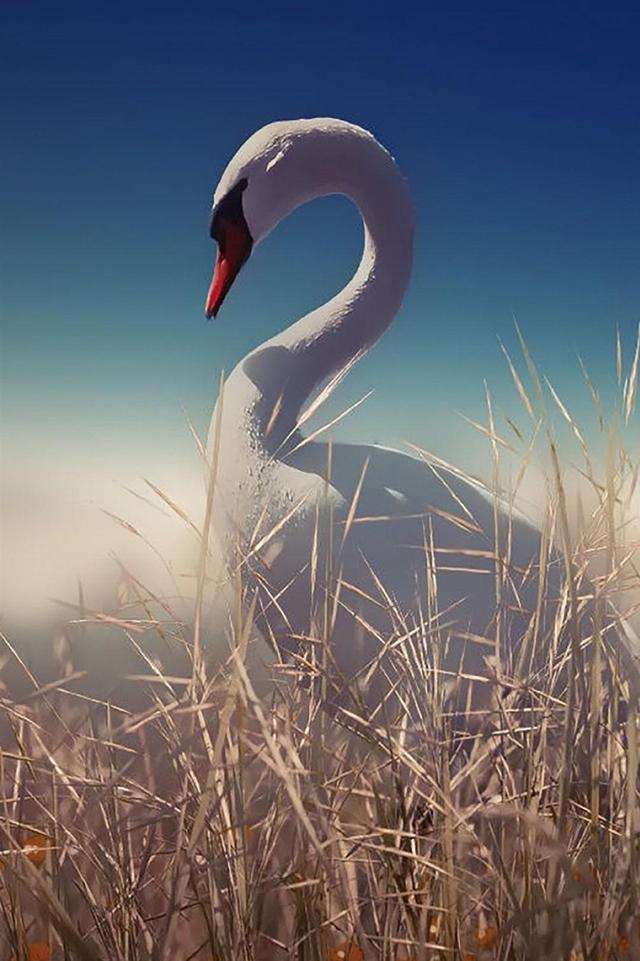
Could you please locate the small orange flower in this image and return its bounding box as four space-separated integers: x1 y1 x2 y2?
28 945 51 961
571 860 596 884
21 834 49 867
473 925 498 949
463 954 478 961
329 943 364 961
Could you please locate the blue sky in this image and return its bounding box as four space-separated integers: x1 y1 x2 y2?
2 2 639 481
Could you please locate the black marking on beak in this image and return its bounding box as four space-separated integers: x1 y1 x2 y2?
210 176 249 246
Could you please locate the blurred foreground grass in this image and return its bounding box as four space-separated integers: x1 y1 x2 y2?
1 329 639 961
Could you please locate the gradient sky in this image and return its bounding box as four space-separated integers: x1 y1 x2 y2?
2 2 640 493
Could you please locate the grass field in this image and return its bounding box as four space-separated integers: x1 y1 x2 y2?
1 330 639 960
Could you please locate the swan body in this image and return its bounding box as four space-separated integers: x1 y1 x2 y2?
205 119 558 715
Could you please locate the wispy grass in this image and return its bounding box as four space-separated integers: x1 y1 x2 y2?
1 331 639 960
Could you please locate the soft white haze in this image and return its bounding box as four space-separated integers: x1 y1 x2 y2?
1 442 204 626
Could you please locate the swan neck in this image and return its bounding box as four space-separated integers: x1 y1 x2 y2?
245 129 414 450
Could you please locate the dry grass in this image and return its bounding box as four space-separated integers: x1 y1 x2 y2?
1 330 639 961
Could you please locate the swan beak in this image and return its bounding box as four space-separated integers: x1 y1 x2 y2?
205 219 253 318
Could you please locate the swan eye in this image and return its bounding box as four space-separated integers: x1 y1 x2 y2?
209 177 249 242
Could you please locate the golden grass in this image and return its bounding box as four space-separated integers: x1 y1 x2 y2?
1 329 639 960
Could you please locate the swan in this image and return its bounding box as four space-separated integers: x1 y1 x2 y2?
203 118 561 720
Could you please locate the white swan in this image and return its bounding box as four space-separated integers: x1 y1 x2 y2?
204 118 560 717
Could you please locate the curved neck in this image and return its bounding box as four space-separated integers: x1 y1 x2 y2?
241 127 415 450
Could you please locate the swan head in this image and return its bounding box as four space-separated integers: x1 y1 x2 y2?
205 117 411 318
205 121 308 318
206 117 394 318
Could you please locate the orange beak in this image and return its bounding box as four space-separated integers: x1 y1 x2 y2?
206 217 252 318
